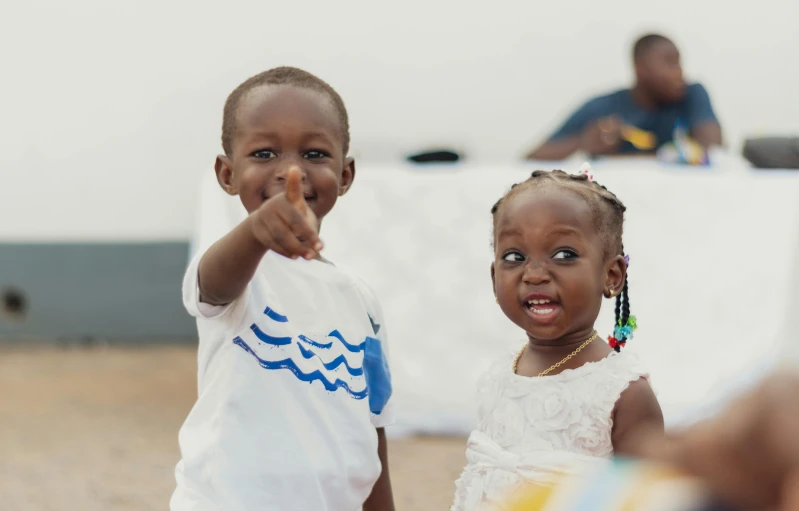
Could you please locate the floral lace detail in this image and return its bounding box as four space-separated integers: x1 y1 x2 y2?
452 350 649 511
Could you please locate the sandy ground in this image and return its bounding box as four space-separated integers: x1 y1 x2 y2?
0 346 466 511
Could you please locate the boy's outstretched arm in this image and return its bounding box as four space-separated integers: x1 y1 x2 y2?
363 428 395 511
198 168 322 306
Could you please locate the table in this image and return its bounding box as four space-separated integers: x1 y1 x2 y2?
194 160 799 434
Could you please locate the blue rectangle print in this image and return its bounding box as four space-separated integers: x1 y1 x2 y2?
362 336 392 415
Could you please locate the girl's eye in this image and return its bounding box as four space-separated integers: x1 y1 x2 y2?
304 150 328 160
502 251 524 262
553 249 578 260
252 149 276 160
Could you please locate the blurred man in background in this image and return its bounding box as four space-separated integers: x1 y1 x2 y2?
526 34 723 160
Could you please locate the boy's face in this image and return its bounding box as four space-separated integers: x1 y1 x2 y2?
216 85 354 222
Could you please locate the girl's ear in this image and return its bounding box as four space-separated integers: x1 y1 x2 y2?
491 263 496 296
604 255 626 298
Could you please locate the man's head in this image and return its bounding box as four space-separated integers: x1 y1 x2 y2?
215 67 355 221
633 34 685 104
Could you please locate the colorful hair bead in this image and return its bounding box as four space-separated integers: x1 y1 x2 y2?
610 315 637 351
614 324 634 340
608 336 625 350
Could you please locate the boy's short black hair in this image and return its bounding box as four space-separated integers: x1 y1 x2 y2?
632 33 673 61
221 66 350 156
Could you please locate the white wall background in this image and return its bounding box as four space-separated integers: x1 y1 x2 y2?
1 0 798 241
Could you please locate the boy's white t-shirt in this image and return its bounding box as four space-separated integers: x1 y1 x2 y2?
171 249 394 511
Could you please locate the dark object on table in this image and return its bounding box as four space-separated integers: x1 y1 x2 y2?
406 150 461 164
742 137 799 169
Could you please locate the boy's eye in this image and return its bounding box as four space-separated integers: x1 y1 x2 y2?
304 150 329 160
502 251 524 262
553 249 578 260
252 149 276 160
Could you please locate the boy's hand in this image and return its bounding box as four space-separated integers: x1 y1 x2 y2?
249 167 323 260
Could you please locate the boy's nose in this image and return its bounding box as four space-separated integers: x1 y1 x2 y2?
274 161 307 182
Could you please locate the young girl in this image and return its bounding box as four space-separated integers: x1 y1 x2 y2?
451 166 664 511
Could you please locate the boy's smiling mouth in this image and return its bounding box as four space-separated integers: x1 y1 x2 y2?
261 189 317 202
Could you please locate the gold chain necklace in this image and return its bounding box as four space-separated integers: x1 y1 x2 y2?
512 331 599 377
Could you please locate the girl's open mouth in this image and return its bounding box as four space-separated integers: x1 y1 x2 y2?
523 296 561 324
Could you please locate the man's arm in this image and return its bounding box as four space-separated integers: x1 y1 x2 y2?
363 428 395 511
525 99 615 160
526 117 624 160
692 121 723 149
687 83 723 148
526 136 583 161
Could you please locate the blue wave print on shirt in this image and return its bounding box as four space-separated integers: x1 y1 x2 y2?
328 330 366 353
264 307 288 323
298 334 333 350
250 324 293 346
233 337 367 399
298 344 315 359
297 344 363 376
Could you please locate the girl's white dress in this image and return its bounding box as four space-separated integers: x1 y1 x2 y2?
451 350 650 511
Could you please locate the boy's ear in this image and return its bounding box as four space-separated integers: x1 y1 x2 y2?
215 155 238 196
338 157 356 197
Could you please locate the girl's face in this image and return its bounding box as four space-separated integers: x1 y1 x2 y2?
491 187 625 345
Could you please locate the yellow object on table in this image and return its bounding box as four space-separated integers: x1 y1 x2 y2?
621 125 657 151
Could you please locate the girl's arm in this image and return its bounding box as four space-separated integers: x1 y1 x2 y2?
611 379 665 456
363 428 395 511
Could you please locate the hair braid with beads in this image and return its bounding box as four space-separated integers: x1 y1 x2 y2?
490 170 635 351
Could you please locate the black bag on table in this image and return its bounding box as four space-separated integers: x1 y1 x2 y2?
742 136 799 169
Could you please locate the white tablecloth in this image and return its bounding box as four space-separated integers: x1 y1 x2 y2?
193 161 799 435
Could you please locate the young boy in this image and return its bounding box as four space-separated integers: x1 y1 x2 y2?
171 67 395 511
